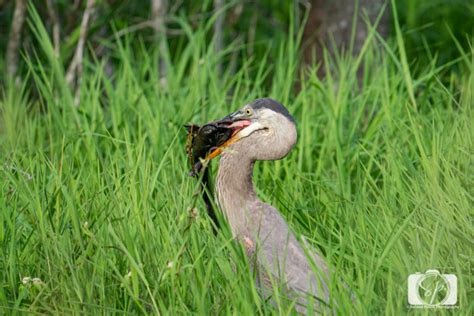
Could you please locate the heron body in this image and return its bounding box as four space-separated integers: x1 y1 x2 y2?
213 99 333 313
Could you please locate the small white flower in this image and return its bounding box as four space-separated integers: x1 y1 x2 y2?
32 278 43 285
22 277 31 285
167 261 173 268
22 276 44 286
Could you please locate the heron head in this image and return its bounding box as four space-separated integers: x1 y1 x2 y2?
209 98 297 161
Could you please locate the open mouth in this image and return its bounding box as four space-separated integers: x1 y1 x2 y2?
204 119 252 160
224 119 252 137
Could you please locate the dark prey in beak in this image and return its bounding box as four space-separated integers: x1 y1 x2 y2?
185 113 251 176
185 121 233 176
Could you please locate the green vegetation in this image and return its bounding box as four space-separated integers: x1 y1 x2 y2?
398 0 473 68
0 3 472 315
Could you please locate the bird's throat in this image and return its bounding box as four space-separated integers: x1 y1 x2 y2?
215 149 259 235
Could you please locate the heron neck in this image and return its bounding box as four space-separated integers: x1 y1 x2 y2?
216 150 258 233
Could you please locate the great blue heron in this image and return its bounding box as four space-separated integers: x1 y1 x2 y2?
200 98 337 313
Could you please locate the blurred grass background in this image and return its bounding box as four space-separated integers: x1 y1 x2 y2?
0 0 473 314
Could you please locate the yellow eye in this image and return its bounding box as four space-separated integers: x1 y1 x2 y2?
245 108 252 116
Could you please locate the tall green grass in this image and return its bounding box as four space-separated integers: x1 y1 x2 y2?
0 5 472 315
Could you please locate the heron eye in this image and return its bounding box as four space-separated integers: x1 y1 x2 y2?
245 109 252 116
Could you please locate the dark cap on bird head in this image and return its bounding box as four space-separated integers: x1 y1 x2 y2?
249 98 295 123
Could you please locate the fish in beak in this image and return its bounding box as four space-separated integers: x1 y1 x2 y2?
185 111 252 176
205 113 252 159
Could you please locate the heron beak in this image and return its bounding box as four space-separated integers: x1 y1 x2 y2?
205 111 252 160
